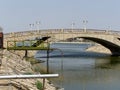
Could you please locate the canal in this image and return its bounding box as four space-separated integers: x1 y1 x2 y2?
35 43 120 90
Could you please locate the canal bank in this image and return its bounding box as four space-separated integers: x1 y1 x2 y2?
0 49 57 90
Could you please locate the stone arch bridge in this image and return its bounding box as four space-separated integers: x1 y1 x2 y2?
4 29 120 56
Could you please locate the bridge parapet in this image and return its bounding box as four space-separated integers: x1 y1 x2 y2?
4 29 120 48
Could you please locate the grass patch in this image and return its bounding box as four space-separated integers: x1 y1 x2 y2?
35 80 43 90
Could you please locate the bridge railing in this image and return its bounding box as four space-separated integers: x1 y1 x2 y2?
4 29 120 41
7 40 49 50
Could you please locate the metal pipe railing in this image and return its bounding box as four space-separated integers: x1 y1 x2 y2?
0 74 59 79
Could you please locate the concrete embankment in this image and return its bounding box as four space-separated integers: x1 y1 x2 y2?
0 49 56 90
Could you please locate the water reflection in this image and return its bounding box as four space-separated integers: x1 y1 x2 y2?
35 43 120 90
95 56 120 69
48 56 120 90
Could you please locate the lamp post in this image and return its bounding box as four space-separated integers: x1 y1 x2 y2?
36 21 41 30
71 22 75 41
71 22 75 32
106 26 111 34
29 24 34 30
83 20 88 32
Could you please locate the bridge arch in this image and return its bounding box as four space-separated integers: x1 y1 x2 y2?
79 37 120 56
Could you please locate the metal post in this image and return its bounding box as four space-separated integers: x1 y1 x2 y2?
29 24 34 30
24 50 28 57
42 78 45 90
71 22 75 41
71 22 75 32
36 21 41 30
106 26 111 34
46 41 50 74
62 29 64 41
83 20 88 32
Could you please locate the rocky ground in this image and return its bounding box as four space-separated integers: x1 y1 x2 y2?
0 49 56 90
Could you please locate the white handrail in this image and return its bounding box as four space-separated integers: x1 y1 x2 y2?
0 74 59 79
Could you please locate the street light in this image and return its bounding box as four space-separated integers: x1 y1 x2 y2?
29 24 34 30
71 22 75 41
106 26 111 34
36 21 41 30
83 20 88 32
71 22 75 32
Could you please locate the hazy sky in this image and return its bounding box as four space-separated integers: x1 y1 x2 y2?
0 0 120 33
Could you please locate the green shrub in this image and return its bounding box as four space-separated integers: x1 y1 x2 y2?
35 80 43 90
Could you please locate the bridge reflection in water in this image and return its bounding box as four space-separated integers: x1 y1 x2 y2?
35 42 120 90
